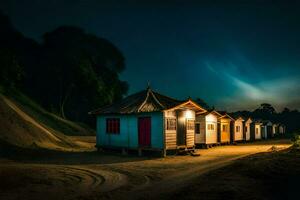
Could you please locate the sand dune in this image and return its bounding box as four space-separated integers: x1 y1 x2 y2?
0 94 94 151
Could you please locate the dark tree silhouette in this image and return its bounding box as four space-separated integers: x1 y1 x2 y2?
195 98 210 110
33 26 128 122
0 13 128 125
256 103 276 114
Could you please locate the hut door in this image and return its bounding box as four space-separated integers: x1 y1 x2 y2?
138 117 151 147
177 111 186 146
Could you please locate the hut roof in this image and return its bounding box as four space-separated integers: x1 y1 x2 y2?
217 111 235 120
200 110 222 117
262 120 273 126
229 113 246 121
89 88 185 115
252 119 263 124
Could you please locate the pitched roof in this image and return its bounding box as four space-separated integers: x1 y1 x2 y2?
252 119 263 124
229 113 246 120
200 110 222 117
217 111 235 120
89 88 184 115
261 120 273 126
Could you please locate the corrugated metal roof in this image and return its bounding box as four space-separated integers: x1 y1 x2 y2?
89 88 183 115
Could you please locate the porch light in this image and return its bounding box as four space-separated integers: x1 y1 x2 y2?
185 110 193 119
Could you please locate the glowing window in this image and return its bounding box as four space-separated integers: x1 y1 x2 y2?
166 118 176 130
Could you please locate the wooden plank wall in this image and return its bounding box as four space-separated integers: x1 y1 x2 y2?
164 111 177 150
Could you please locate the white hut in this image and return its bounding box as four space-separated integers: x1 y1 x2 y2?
233 117 245 142
195 111 221 147
252 120 263 140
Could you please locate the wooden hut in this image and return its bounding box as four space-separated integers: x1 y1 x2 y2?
217 112 234 144
195 110 222 147
89 87 206 156
251 120 263 140
261 121 273 139
244 118 252 141
232 116 245 142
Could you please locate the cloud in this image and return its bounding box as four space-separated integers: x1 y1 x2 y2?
205 61 300 111
222 75 300 111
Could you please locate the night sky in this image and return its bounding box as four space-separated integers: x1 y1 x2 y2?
1 0 300 111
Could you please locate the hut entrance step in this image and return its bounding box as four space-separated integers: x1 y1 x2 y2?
176 147 195 155
191 151 201 156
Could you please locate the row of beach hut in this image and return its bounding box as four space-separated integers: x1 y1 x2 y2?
195 111 285 148
89 87 286 156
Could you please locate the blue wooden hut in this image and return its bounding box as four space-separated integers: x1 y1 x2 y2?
89 87 206 156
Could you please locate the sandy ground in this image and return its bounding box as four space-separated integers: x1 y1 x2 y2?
0 139 292 200
170 145 300 200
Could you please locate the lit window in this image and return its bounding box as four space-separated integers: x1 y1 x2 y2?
106 118 120 134
256 128 258 134
166 118 176 130
236 126 240 132
187 120 195 130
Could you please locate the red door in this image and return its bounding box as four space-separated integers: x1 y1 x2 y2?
138 117 151 147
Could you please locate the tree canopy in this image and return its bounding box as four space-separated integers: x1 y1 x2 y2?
0 12 128 125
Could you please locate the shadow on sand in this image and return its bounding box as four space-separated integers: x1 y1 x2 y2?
0 140 161 165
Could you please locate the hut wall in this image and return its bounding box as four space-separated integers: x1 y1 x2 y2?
186 110 196 147
96 112 164 149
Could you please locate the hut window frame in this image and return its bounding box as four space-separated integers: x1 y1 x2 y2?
207 124 214 131
187 120 195 131
236 126 240 132
166 118 176 131
222 124 227 132
106 118 120 134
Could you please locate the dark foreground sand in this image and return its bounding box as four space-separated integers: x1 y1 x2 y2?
0 139 293 200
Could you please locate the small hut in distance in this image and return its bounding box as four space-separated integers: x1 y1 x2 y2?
232 116 245 142
195 110 222 148
217 111 234 144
